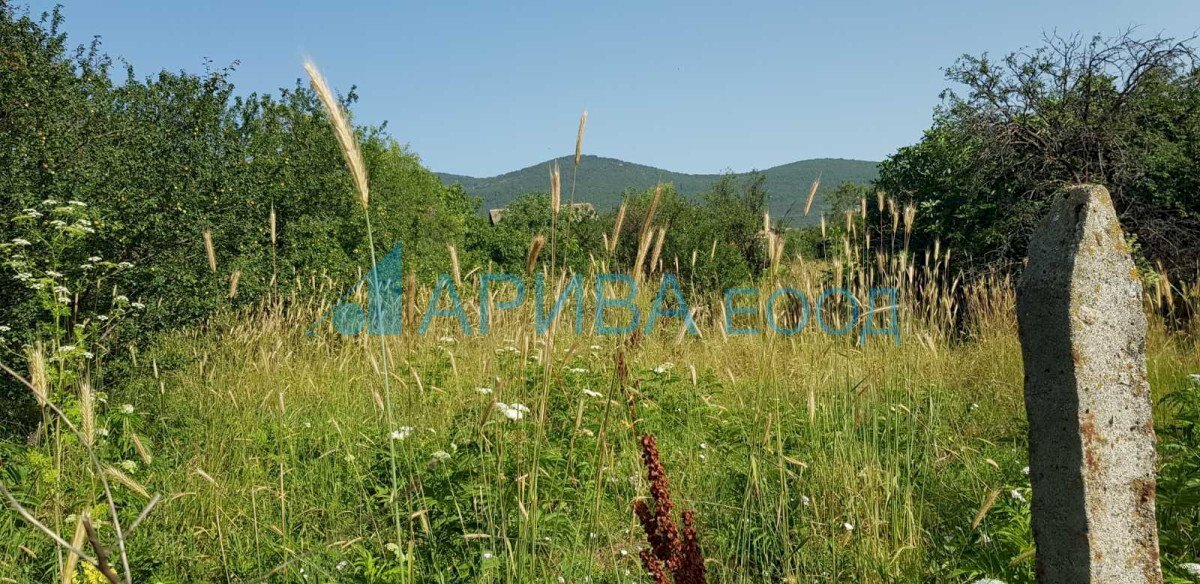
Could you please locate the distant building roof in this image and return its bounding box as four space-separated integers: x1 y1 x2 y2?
488 203 596 225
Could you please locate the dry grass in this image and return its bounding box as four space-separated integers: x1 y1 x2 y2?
304 59 369 209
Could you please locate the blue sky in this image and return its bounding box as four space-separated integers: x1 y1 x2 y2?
24 1 1199 177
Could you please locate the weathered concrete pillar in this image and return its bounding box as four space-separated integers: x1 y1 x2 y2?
1017 184 1161 582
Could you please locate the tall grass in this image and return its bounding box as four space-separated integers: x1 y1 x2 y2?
4 68 1200 583
6 203 1195 580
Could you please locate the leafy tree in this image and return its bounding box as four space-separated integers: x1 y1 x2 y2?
0 4 478 430
877 31 1200 275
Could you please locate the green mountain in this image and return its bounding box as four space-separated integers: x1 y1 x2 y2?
437 155 878 225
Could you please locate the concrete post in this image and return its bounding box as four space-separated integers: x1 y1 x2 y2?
1017 184 1161 582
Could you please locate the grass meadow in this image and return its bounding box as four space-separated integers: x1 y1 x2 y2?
4 255 1199 582
2 61 1199 584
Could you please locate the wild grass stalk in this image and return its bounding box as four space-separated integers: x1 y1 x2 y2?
304 58 407 551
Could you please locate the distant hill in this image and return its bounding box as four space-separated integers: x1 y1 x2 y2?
437 155 879 226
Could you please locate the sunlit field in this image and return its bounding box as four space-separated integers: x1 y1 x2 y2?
5 228 1199 582
4 6 1200 582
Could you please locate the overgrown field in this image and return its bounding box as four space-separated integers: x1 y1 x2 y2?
4 9 1200 581
2 276 1198 583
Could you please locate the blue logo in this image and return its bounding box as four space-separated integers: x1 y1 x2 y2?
308 240 900 344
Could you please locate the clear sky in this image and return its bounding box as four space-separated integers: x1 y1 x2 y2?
23 1 1199 177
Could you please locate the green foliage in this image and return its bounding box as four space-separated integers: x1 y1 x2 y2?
440 155 879 226
877 31 1200 276
0 4 478 429
606 176 767 295
1157 377 1200 576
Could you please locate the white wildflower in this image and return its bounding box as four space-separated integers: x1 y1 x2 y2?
42 199 58 206
121 404 134 414
15 272 32 281
130 302 145 310
842 522 854 532
53 285 69 294
482 552 494 560
1181 563 1200 578
97 315 108 321
476 387 493 395
45 270 62 278
619 549 629 556
118 262 133 269
1010 489 1027 503
699 442 707 450
510 403 530 413
344 454 355 462
438 336 456 344
1022 466 1030 475
972 579 1006 584
503 407 525 421
653 362 675 374
58 345 76 352
68 200 87 207
801 495 811 506
114 295 129 304
336 560 348 571
83 352 94 359
390 426 414 441
88 256 102 263
432 450 451 461
96 428 109 437
119 460 138 473
0 326 9 333
566 367 588 374
1188 374 1200 383
589 344 602 350
50 219 66 227
582 389 603 398
11 238 31 246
